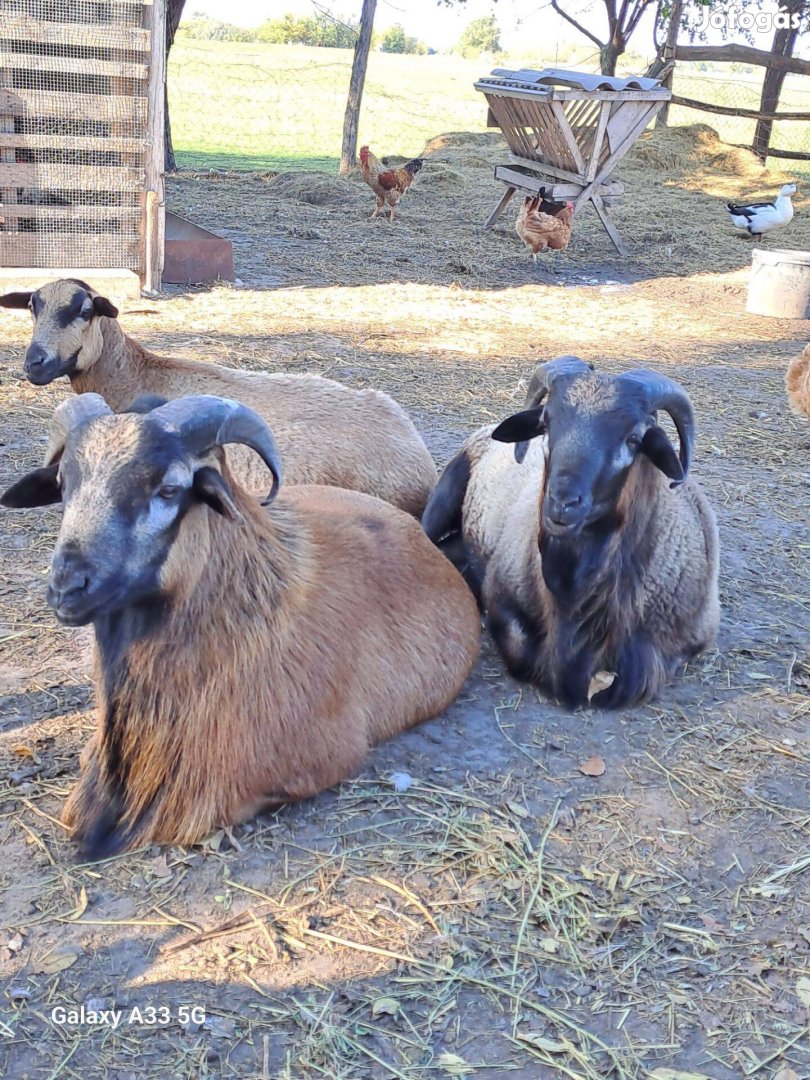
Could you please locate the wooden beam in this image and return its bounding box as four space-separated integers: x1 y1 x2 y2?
0 163 144 191
0 89 147 124
590 193 627 256
0 205 141 222
143 0 166 291
550 100 585 174
670 94 810 123
759 146 810 162
586 101 611 182
0 17 150 51
673 43 810 77
0 234 140 266
494 166 624 198
0 52 148 80
0 133 146 154
508 154 585 185
484 185 516 230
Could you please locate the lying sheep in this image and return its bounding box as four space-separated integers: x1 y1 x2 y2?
787 344 810 418
423 358 719 709
0 279 437 514
1 394 480 856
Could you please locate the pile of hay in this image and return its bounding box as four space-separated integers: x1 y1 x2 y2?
268 171 355 205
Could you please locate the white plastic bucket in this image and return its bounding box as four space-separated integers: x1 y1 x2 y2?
746 248 810 319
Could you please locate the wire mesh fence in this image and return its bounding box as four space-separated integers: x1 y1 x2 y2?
0 0 153 269
167 41 810 176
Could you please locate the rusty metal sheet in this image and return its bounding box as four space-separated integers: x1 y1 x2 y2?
163 212 234 285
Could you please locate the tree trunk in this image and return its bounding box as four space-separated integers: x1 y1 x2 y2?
163 0 186 173
339 0 377 175
600 39 620 76
752 2 802 161
656 0 682 127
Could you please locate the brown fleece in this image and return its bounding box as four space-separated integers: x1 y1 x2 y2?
786 344 810 418
28 280 438 514
62 480 480 849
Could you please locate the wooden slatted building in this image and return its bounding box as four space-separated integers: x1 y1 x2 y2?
0 0 165 290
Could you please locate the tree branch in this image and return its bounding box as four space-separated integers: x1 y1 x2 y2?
550 0 604 47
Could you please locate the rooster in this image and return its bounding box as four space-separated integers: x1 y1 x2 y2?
515 195 574 262
359 145 423 222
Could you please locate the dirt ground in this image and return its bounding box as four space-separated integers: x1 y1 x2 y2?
1 125 809 1080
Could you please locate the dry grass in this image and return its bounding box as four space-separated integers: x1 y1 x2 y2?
1 123 809 1079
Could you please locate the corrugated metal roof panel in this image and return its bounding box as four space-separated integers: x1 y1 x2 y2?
486 67 662 92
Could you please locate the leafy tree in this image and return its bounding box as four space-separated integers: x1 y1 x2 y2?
380 23 427 53
550 0 655 75
456 15 501 58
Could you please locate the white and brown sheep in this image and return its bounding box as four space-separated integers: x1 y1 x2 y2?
422 358 719 709
1 394 480 856
787 343 810 418
0 279 438 514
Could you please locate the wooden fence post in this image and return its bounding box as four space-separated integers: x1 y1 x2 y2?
339 0 376 176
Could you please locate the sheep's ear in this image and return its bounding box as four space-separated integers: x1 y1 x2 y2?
641 425 684 485
0 290 33 309
1 465 62 507
491 406 546 463
92 295 119 319
192 466 243 521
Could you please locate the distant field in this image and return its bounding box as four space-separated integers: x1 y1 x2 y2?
167 40 810 173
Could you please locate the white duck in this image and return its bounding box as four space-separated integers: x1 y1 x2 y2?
726 183 797 241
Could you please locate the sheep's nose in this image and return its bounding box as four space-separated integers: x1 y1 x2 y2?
48 550 91 608
24 343 53 382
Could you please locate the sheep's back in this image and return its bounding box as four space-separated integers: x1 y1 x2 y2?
280 485 480 743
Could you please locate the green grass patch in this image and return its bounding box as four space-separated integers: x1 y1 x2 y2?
167 41 810 173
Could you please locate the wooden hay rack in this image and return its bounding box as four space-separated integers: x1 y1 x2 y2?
0 0 166 292
475 67 670 255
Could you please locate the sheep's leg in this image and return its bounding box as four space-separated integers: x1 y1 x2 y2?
487 594 545 684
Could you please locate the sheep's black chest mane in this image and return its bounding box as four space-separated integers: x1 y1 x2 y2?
85 599 170 858
539 517 620 616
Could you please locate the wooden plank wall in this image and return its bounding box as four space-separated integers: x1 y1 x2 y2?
0 0 158 275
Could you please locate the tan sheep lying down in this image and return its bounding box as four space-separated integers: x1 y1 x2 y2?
422 358 720 710
1 394 480 856
0 279 437 515
787 344 810 418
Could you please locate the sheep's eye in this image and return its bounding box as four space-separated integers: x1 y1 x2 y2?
626 434 642 452
157 485 181 501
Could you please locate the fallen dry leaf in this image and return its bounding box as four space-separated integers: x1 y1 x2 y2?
31 948 79 974
586 670 616 701
519 1032 574 1053
67 886 88 921
12 744 40 763
795 975 810 1006
579 755 606 777
437 1053 467 1076
150 855 172 880
371 996 399 1018
774 1067 799 1080
647 1070 713 1080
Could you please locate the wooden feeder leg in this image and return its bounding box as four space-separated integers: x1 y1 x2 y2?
484 185 516 230
590 194 628 257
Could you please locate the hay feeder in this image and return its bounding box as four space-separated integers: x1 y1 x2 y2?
475 67 670 255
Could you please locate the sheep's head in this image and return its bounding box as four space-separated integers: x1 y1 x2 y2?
492 358 695 537
0 279 119 385
1 395 283 626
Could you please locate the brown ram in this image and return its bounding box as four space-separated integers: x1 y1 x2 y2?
1 394 479 856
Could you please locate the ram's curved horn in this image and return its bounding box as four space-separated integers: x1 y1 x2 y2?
617 370 694 482
151 395 283 504
44 393 112 466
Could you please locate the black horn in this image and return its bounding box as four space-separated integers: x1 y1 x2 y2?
45 393 113 465
507 357 593 463
151 396 283 504
523 356 594 408
618 370 694 483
